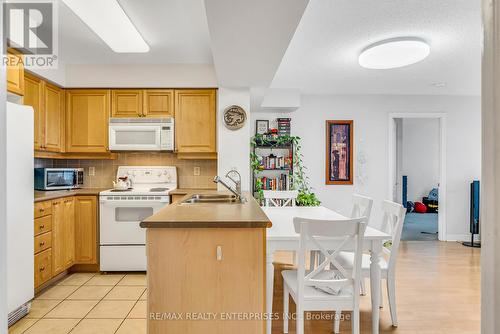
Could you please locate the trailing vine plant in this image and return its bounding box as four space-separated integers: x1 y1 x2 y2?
250 134 320 206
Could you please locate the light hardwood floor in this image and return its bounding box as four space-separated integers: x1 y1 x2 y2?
9 241 479 334
272 241 480 334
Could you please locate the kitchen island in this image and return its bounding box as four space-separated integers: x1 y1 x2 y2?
140 191 271 334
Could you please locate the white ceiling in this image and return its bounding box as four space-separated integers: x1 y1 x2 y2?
58 0 213 64
270 0 482 95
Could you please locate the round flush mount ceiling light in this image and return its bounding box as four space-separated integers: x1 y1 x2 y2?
359 37 430 69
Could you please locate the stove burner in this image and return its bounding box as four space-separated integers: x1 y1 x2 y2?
110 188 132 192
150 187 169 192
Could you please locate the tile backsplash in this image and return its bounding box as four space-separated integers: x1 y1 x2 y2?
45 153 217 189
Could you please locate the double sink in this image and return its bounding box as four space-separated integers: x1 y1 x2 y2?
180 193 245 205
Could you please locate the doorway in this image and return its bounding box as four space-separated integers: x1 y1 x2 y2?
388 113 447 241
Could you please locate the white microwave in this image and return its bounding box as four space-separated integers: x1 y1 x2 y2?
109 118 174 151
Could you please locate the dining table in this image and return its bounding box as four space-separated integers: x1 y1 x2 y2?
262 206 391 334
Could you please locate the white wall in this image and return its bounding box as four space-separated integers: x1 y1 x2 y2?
217 88 251 191
252 94 481 240
400 118 440 202
64 64 217 87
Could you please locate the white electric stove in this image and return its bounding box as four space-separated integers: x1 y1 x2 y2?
99 166 177 271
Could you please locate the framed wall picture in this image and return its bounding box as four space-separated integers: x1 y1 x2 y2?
325 120 353 185
256 120 269 135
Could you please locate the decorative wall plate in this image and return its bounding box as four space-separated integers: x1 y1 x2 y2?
223 105 247 130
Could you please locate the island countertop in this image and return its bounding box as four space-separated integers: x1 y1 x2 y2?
140 190 272 228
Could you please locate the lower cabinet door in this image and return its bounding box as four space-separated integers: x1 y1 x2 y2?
34 248 52 288
51 199 65 275
52 198 75 275
74 196 97 264
63 198 75 269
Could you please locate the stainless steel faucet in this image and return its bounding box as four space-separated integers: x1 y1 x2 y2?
213 169 242 199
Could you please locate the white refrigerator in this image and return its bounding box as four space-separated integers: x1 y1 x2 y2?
6 102 34 326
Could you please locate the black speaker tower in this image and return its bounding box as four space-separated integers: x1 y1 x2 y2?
463 181 480 248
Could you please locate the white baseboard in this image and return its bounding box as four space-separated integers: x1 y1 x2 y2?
446 234 480 242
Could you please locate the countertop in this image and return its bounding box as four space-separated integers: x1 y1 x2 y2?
140 190 272 229
34 188 107 202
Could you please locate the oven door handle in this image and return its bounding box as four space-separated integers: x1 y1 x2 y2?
100 199 169 206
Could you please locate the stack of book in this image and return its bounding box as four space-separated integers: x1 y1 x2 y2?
258 154 291 169
259 174 290 191
277 118 291 136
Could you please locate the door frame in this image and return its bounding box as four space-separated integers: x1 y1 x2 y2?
388 112 447 241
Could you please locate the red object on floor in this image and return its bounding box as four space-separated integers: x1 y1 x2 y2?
414 202 427 213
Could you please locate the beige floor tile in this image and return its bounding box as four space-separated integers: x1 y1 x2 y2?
117 274 146 286
44 300 98 319
8 318 38 334
104 286 145 301
23 319 79 334
84 274 124 286
139 289 147 301
85 300 135 319
127 301 146 319
57 273 95 286
36 286 79 300
69 319 123 334
116 319 146 334
67 286 113 300
26 300 62 318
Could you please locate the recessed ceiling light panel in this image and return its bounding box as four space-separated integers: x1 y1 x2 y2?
62 0 149 53
359 37 430 69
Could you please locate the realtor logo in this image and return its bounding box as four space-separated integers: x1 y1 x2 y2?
3 1 58 68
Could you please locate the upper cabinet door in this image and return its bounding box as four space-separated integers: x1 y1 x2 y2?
174 89 216 153
24 73 44 150
6 48 24 96
44 83 65 152
143 90 174 118
111 90 143 118
66 90 110 153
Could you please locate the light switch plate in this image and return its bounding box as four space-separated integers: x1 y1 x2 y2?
194 166 201 176
89 167 95 176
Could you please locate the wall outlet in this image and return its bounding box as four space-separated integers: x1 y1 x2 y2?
89 167 95 176
194 166 201 176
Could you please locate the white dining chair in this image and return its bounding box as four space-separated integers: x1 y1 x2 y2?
351 194 373 221
311 194 373 270
336 200 406 328
282 216 367 334
263 190 299 207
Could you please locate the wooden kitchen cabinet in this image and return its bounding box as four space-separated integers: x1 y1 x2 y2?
52 198 75 276
174 89 216 155
144 89 174 118
24 73 44 150
147 228 265 334
43 82 65 152
74 196 98 264
6 48 24 96
111 89 143 118
34 195 98 289
34 249 52 288
66 90 110 153
111 89 174 118
24 73 65 152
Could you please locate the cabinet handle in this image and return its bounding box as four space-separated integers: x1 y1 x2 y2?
216 245 222 261
39 266 45 272
39 225 45 229
39 208 45 212
39 241 45 247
